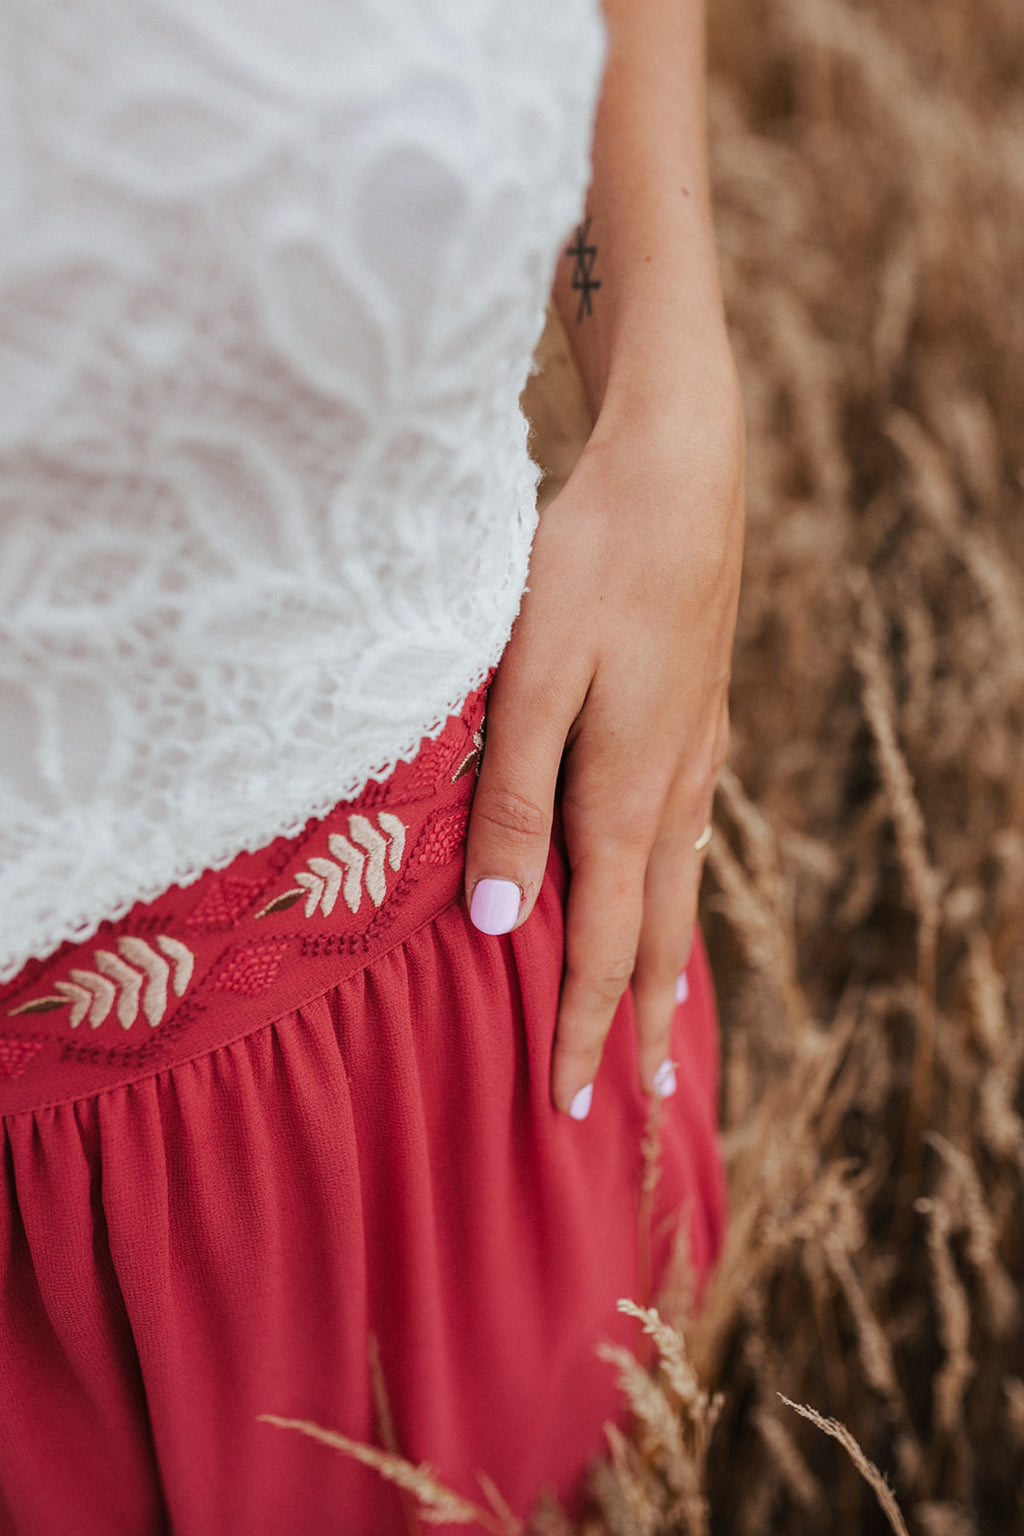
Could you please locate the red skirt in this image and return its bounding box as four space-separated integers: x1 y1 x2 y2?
0 685 724 1535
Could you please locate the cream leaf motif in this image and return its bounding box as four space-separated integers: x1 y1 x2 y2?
259 810 407 921
8 935 195 1030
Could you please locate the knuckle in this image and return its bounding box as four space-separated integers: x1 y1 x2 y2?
638 948 691 993
568 952 636 1009
564 791 651 855
602 951 637 987
472 785 549 847
557 1032 605 1076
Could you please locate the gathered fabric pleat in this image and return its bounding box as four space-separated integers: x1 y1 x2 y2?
0 691 724 1535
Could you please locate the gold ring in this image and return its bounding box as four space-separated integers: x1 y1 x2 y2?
694 822 713 853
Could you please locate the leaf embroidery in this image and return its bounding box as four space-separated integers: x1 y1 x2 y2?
8 934 194 1031
452 726 485 782
257 810 407 920
256 890 306 917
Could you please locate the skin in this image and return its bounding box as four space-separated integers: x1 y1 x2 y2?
464 0 746 1115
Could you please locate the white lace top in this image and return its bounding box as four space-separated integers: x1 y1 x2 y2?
0 0 605 980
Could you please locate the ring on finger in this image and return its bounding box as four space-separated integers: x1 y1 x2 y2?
694 822 713 853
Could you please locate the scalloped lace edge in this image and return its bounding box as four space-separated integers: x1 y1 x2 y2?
0 659 493 985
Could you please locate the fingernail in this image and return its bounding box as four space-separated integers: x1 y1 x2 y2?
470 878 521 935
653 1059 678 1099
568 1083 594 1120
675 971 689 1005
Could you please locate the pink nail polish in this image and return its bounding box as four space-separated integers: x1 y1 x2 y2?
569 1083 593 1120
675 971 689 1005
470 878 521 935
653 1059 678 1099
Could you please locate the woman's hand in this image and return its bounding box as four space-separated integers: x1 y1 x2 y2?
464 345 744 1116
465 0 744 1116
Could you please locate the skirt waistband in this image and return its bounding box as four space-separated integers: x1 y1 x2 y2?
0 689 486 1118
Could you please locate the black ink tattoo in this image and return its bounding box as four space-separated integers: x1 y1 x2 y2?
566 216 601 323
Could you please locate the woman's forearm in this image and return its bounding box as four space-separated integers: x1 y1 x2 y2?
552 0 729 424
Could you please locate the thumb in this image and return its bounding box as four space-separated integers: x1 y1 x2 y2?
464 667 571 936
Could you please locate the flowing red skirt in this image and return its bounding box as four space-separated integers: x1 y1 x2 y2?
0 685 724 1535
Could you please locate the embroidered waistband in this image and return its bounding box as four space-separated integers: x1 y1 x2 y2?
0 690 486 1117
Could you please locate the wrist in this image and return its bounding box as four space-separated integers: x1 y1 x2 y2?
592 314 741 448
554 203 729 422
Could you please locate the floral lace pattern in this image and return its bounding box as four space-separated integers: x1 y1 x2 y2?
0 0 605 980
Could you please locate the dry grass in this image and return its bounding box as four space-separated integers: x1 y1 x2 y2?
267 0 1024 1528
673 0 1024 1529
549 0 1024 1529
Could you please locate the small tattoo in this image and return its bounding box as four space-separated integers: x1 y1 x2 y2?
566 215 601 323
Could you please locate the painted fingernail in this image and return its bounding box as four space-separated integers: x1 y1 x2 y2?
653 1059 678 1099
675 971 689 1005
470 878 521 935
568 1083 594 1120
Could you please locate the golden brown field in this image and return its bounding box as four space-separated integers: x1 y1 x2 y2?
530 0 1024 1530
271 0 1024 1529
576 0 1024 1530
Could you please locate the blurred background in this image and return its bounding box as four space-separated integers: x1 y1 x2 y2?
529 0 1024 1529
